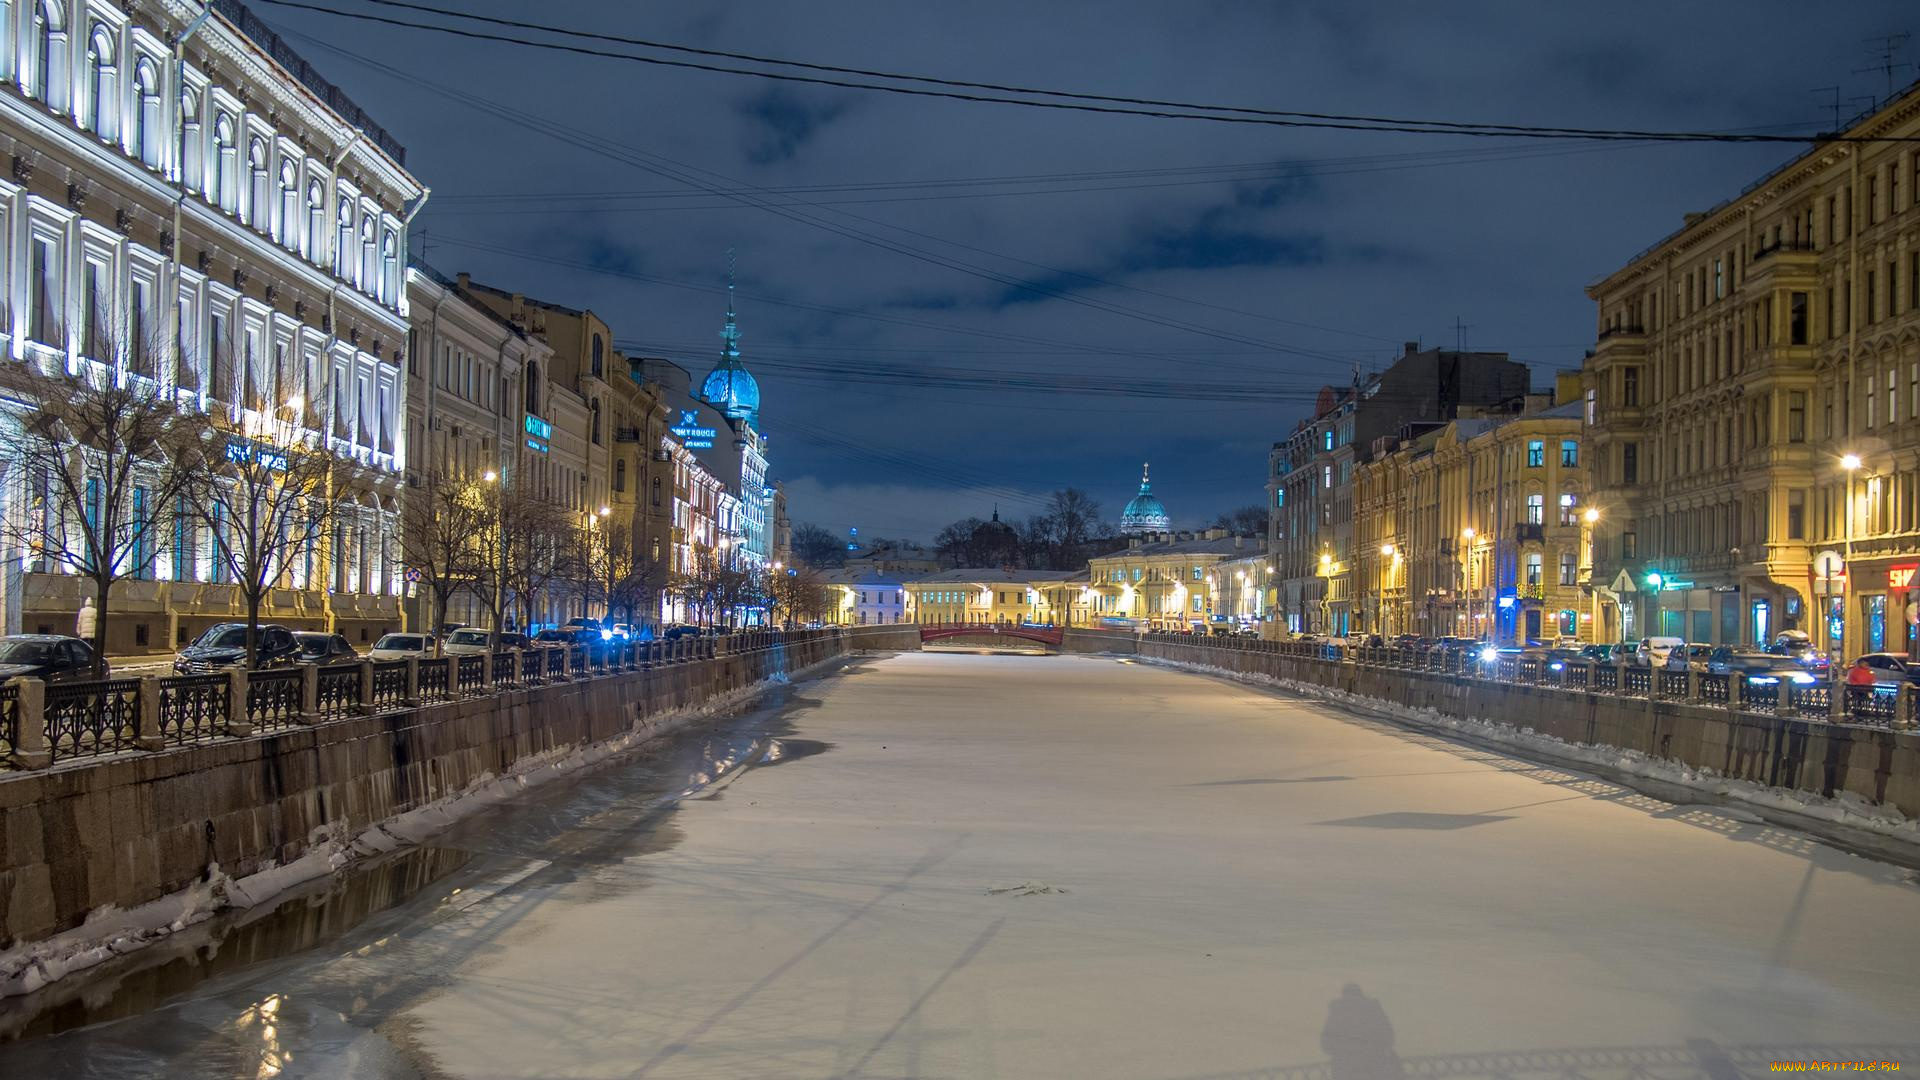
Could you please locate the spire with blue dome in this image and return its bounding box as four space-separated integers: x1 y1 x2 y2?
700 250 762 428
1120 463 1171 535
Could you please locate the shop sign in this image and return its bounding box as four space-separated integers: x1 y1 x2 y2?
671 410 717 450
1889 564 1918 589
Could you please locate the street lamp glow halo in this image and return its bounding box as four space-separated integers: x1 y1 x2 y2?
1841 453 1862 471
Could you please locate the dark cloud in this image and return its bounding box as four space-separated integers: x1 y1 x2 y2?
736 87 853 165
256 0 1916 541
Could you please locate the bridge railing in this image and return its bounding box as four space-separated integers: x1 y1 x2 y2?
0 627 862 772
1114 630 1914 732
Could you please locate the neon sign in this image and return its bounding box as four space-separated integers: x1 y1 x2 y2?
525 414 550 454
671 410 717 450
225 439 286 471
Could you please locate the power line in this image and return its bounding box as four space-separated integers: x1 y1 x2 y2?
253 0 1918 143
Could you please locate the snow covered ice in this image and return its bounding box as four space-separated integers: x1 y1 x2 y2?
4 650 1920 1079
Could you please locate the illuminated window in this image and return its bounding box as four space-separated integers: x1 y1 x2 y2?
1526 440 1544 467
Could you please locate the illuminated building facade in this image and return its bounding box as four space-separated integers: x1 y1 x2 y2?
1583 79 1920 657
1086 531 1253 630
0 0 420 650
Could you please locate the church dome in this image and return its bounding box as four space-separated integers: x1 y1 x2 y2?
699 258 761 427
1120 464 1171 535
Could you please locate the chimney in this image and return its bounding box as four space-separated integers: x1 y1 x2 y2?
1404 341 1419 356
456 271 471 290
1234 535 1244 549
1205 526 1227 540
1129 537 1143 549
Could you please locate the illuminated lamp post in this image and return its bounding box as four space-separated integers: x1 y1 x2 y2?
1842 452 1861 659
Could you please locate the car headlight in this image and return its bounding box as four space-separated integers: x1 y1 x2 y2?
1747 675 1779 685
1790 673 1815 685
1479 647 1499 663
600 629 613 640
1549 661 1564 671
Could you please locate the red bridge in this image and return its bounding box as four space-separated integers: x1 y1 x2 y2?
918 622 1064 648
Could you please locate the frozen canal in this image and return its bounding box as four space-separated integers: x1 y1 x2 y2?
5 650 1920 1078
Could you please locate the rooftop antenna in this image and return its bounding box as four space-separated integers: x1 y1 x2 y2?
1810 86 1841 133
1854 32 1912 108
1453 316 1472 353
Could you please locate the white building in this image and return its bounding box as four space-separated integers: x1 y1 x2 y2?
0 0 422 651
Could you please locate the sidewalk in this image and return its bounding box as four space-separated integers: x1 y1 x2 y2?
105 652 179 676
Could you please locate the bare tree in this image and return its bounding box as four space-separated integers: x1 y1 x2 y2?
397 473 493 651
0 340 200 657
182 408 357 667
790 522 845 568
497 489 572 632
1210 505 1269 536
765 567 832 628
671 546 760 628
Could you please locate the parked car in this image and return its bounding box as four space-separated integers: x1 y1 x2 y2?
497 632 532 651
1766 631 1833 676
443 628 507 656
174 623 299 673
1540 647 1584 671
1634 636 1687 666
292 632 358 664
0 634 111 683
563 618 604 636
662 624 706 641
1577 643 1620 664
1706 648 1819 685
1850 652 1920 688
1662 643 1713 671
368 632 434 661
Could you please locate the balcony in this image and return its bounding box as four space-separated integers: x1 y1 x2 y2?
1513 523 1545 544
615 426 640 443
1596 324 1646 341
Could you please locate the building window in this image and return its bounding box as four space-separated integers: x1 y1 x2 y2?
1526 440 1544 467
129 277 153 376
247 138 270 229
27 236 60 346
1559 439 1578 467
1622 530 1637 558
211 115 237 212
1559 552 1576 586
1787 490 1805 540
1621 442 1638 484
1525 553 1543 585
1789 292 1808 344
1525 493 1544 525
80 259 108 360
1558 492 1578 526
1322 464 1332 489
85 24 115 138
1622 366 1640 406
591 334 604 378
1788 391 1806 442
30 2 68 111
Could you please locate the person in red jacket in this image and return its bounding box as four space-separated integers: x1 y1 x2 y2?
1845 657 1879 716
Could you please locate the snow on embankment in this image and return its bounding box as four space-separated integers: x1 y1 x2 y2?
1137 654 1920 859
0 668 807 1000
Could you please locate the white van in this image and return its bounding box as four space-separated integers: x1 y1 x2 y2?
1634 636 1685 666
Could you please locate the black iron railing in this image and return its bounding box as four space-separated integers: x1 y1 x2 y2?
0 683 17 760
372 661 409 710
316 664 361 720
45 679 140 761
157 674 231 744
492 651 517 688
248 669 304 730
456 655 486 697
419 657 452 702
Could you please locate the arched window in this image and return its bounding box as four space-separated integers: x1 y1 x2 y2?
334 195 354 277
359 215 376 290
132 59 160 167
278 161 299 247
305 182 325 258
614 459 626 491
651 476 661 508
590 398 601 444
31 2 68 111
84 23 113 137
524 363 540 416
591 334 603 377
210 114 237 211
246 138 269 228
380 229 398 305
179 87 201 190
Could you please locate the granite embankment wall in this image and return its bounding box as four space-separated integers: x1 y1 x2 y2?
1064 629 1920 819
0 626 920 948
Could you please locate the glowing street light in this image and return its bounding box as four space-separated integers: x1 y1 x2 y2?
1842 453 1863 471
1380 543 1395 557
1582 507 1599 524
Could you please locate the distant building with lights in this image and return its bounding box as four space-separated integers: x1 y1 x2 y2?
1086 530 1257 631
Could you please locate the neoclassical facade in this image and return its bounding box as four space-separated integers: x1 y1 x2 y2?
1583 80 1920 656
0 0 422 650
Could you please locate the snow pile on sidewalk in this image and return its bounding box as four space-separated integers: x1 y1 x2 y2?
1139 654 1920 851
0 667 802 1000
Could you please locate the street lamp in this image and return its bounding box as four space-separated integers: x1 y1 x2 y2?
1841 452 1862 658
1461 528 1476 637
1379 543 1396 637
1580 507 1600 639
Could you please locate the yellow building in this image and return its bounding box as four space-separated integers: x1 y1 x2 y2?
1086 531 1257 630
1583 80 1920 656
905 569 1073 625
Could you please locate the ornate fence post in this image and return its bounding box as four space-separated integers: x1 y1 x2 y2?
135 675 165 751
10 678 50 770
358 660 377 714
227 669 254 737
405 656 422 706
1829 674 1847 722
481 652 497 692
1727 671 1744 712
299 663 322 725
1897 682 1913 728
1686 667 1699 701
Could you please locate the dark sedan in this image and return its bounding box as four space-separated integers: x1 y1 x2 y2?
0 635 110 683
174 623 300 673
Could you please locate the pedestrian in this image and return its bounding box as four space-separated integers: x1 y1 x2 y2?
1845 657 1877 716
75 596 97 645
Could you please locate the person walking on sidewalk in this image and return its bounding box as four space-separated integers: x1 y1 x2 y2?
75 597 98 647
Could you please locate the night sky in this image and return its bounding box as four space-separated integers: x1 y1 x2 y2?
256 0 1913 541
